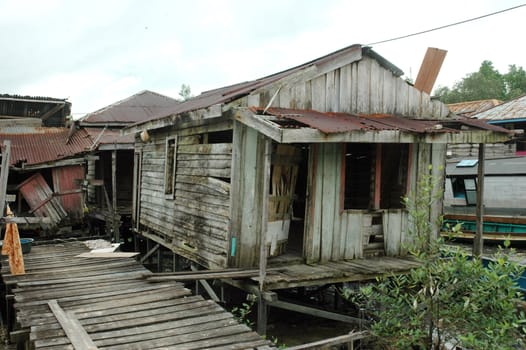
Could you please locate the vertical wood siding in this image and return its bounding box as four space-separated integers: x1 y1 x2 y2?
253 56 448 119
229 124 265 267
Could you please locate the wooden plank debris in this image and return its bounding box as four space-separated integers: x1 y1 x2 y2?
414 47 447 94
48 299 98 350
75 252 139 258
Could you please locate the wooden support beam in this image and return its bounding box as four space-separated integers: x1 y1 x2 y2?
191 265 220 302
147 268 282 281
286 331 369 350
9 329 29 344
267 299 369 325
257 297 268 336
140 243 160 263
473 143 485 257
111 150 119 243
0 140 11 216
259 138 272 291
40 103 65 122
1 216 52 225
256 137 272 335
48 299 98 350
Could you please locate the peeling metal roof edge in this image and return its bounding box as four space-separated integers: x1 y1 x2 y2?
362 46 404 77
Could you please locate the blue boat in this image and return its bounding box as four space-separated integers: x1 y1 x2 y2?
442 214 526 242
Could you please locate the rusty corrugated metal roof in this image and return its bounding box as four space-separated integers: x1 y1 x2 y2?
473 94 526 122
447 156 526 176
447 99 502 118
0 127 92 167
79 90 180 125
84 127 135 146
127 45 405 130
252 107 511 135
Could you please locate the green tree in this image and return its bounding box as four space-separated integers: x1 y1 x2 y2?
504 64 526 100
436 61 506 103
342 171 525 349
178 84 193 101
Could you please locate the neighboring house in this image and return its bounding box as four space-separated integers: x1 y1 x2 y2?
446 99 514 159
78 90 179 240
443 95 526 240
0 126 93 229
443 156 526 241
125 44 511 273
473 94 526 155
445 157 526 217
0 94 71 127
447 99 502 118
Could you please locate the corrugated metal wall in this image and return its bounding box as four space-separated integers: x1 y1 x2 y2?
52 165 85 220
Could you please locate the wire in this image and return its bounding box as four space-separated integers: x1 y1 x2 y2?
366 3 526 46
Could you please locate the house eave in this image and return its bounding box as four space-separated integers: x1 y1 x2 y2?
234 109 513 144
123 104 223 135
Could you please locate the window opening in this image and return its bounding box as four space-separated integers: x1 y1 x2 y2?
344 144 374 209
164 136 177 197
450 176 477 205
343 143 409 210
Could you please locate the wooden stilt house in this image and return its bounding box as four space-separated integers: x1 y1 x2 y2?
125 44 512 273
79 90 179 240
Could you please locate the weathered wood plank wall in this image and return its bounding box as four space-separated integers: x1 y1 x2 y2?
251 56 449 119
137 121 232 269
229 124 266 267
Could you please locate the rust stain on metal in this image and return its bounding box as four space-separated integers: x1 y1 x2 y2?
0 127 92 167
251 107 512 135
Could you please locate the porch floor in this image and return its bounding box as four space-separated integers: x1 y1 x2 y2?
260 255 421 290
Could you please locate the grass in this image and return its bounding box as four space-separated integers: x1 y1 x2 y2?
0 326 8 348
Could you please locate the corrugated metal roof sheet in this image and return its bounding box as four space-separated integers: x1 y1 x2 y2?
447 156 526 176
448 99 502 117
0 94 68 104
254 107 510 135
79 90 180 125
473 94 526 121
84 127 135 145
0 127 92 167
128 45 404 129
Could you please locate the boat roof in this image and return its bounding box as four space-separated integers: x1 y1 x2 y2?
446 156 526 176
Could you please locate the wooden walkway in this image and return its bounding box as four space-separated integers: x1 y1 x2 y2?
1 241 276 350
263 255 422 290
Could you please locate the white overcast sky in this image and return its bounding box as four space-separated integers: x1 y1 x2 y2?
1 0 525 117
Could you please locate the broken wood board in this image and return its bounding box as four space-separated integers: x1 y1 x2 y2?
75 252 139 258
48 299 98 350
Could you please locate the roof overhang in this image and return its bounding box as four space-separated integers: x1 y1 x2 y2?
12 157 86 172
234 108 514 144
123 104 223 135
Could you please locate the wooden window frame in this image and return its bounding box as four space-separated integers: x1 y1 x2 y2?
342 143 410 211
164 136 177 198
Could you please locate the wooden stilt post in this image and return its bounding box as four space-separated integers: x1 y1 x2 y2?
111 150 119 243
157 244 161 272
0 140 12 217
257 138 272 335
473 144 485 257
